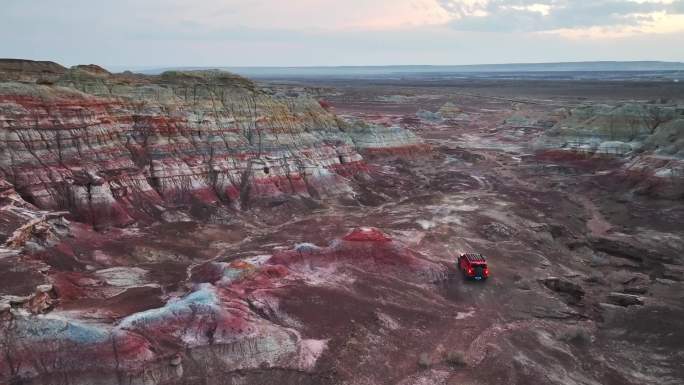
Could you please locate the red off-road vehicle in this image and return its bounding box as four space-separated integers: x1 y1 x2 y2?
458 253 489 280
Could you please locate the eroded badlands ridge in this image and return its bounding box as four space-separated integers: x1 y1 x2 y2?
1 61 683 385
0 60 422 229
3 226 445 385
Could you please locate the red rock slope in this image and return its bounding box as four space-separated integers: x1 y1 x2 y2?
0 61 424 228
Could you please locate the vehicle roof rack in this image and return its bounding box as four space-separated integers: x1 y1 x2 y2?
462 253 486 262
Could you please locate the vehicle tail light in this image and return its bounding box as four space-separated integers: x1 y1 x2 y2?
484 267 489 277
467 268 474 275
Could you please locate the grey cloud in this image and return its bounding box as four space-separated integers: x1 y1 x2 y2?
440 0 684 32
1 0 683 67
672 0 684 13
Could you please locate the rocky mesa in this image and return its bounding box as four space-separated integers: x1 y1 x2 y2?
0 60 425 229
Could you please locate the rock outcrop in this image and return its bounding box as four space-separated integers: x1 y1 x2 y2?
0 60 424 228
1 174 69 253
534 102 684 198
0 59 66 84
537 102 684 155
0 228 444 385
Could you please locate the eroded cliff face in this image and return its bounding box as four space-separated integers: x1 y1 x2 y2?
537 103 684 153
0 62 424 228
0 61 433 385
0 224 446 385
0 59 66 84
533 102 684 199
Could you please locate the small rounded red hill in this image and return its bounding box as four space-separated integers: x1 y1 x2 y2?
342 227 392 242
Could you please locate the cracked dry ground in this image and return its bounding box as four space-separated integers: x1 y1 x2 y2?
6 88 684 385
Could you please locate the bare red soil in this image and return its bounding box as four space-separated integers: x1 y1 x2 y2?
1 76 683 385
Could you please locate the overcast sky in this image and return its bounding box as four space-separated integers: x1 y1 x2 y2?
2 0 684 69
